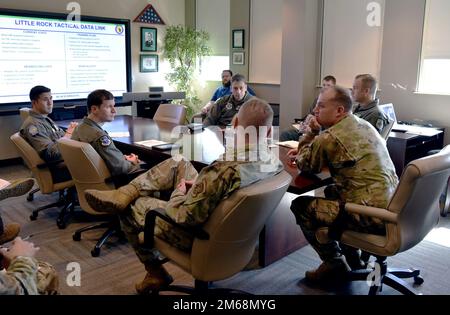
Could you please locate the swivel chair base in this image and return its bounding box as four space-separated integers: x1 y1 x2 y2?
347 256 424 295
72 218 124 257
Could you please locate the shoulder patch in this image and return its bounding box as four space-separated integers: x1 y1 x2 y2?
28 125 38 136
99 135 112 147
376 119 384 131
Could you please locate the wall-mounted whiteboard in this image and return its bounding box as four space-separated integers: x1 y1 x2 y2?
249 0 282 84
321 0 385 88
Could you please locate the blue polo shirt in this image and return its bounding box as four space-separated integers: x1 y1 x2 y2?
211 85 256 101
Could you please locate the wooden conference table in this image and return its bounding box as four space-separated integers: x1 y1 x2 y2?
60 115 331 266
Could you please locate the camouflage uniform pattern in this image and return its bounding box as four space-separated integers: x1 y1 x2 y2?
203 93 254 127
71 117 140 177
353 99 391 135
0 257 58 295
20 110 66 162
120 146 283 265
292 114 398 261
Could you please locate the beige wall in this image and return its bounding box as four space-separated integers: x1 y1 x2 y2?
0 0 184 160
380 0 450 144
279 0 321 130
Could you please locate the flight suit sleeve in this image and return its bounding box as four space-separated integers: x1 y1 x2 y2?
164 163 241 226
364 112 387 134
203 101 222 127
20 125 62 162
375 115 390 135
91 135 135 177
0 256 39 295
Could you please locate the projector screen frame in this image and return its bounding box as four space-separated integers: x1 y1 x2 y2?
0 7 132 112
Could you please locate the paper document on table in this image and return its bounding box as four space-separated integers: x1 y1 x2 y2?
135 139 168 148
276 141 299 149
108 131 130 138
404 126 442 137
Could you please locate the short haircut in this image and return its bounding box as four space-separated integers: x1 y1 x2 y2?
231 73 247 84
328 86 353 112
355 74 377 95
29 86 51 101
87 89 114 112
238 98 273 128
322 75 336 85
223 70 233 76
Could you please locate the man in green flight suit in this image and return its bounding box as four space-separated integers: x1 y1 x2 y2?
203 74 255 127
20 86 78 183
83 98 283 294
71 89 142 178
287 86 398 282
352 74 390 135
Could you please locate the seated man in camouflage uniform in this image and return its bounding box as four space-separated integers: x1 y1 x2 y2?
0 179 58 295
84 98 283 294
71 89 142 178
20 86 77 183
280 75 336 142
352 74 390 135
0 237 58 295
202 74 255 127
287 86 398 282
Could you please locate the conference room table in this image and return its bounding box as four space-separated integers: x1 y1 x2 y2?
60 115 332 266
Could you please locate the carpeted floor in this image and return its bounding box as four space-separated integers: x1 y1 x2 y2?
1 164 450 295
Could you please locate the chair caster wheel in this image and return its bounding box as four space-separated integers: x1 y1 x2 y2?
73 233 81 241
414 275 424 285
27 194 34 201
30 213 38 221
57 220 66 229
91 248 100 257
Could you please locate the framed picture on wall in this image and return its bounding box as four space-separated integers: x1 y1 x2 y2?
232 29 245 49
141 27 157 52
232 52 244 65
140 54 158 72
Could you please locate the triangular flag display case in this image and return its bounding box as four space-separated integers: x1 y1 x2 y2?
134 4 165 25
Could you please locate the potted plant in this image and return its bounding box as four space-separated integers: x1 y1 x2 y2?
163 25 211 119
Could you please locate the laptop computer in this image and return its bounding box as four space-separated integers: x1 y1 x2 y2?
379 103 441 136
378 103 409 132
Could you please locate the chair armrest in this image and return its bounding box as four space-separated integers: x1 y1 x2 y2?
36 159 65 169
345 203 398 223
143 208 209 248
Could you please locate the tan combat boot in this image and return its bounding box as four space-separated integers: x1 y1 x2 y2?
135 264 174 295
84 184 140 214
305 257 351 283
0 223 21 245
0 178 34 202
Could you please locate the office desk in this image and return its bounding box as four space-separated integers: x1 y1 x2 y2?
387 130 444 177
60 116 330 266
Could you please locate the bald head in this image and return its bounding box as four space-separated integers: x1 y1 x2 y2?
236 98 273 129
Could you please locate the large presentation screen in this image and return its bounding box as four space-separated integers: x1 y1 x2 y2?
0 9 131 106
